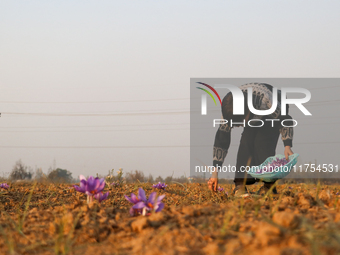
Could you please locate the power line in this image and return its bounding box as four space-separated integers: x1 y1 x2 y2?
297 122 340 126
307 99 340 105
0 98 190 104
308 85 340 90
3 97 338 105
0 145 190 149
0 121 339 132
2 84 339 92
2 98 338 117
0 114 337 130
1 110 190 116
296 115 340 120
0 116 338 130
0 141 339 149
290 141 340 145
0 122 190 129
0 84 187 91
0 91 339 106
0 128 191 133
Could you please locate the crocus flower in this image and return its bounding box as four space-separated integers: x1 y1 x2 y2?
152 182 167 190
73 175 106 203
74 175 105 195
125 187 146 216
217 186 224 192
0 183 9 189
133 192 165 215
125 188 165 216
258 157 290 173
94 192 109 203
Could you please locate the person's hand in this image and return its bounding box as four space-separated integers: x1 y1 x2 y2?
208 177 218 192
284 146 294 160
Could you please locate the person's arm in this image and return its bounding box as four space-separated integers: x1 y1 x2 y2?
213 123 231 173
208 123 231 191
279 114 294 160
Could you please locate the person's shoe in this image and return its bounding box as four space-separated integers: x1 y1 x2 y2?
256 184 278 195
233 185 250 198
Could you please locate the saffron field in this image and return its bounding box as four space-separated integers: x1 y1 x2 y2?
1 181 340 255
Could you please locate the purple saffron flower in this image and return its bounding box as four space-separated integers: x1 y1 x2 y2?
269 157 290 168
85 176 105 196
133 192 165 213
259 157 290 173
125 188 165 216
73 175 107 204
73 175 105 196
217 186 224 192
94 191 109 203
125 187 147 216
0 183 9 189
152 182 167 190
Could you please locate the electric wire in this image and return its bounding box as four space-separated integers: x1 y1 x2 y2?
0 141 339 149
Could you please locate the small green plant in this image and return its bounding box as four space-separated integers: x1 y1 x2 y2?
105 168 124 186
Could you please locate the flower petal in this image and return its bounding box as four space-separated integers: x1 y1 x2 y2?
125 195 133 203
73 185 85 193
87 176 96 192
133 201 146 209
99 178 105 185
96 180 105 193
94 192 100 200
93 177 101 190
129 207 135 216
148 192 157 204
131 193 139 203
101 191 109 201
156 194 165 203
94 191 109 203
79 175 86 181
79 179 87 189
138 188 147 202
155 202 164 212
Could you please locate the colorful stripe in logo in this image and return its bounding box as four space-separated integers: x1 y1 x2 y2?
196 82 222 106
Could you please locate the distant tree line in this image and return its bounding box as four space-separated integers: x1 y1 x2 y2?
8 160 73 183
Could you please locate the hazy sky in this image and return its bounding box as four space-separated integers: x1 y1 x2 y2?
1 1 340 179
